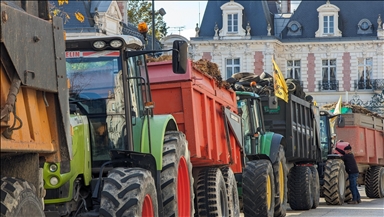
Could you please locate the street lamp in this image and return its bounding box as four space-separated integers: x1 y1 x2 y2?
151 0 166 50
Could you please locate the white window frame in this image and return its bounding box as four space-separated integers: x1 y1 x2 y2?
226 58 240 79
321 59 337 90
286 60 301 80
227 13 238 33
323 15 334 34
357 57 373 89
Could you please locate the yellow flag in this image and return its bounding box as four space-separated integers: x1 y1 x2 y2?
330 96 342 129
333 96 342 115
272 59 288 103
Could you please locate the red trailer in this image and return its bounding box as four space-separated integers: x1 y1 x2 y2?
147 60 243 216
336 113 384 198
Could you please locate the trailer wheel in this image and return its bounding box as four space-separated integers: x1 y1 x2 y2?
323 159 346 205
344 176 352 202
161 131 194 217
100 168 158 217
288 166 313 210
365 166 384 198
310 166 320 209
272 145 288 217
221 167 240 217
243 160 275 217
195 167 229 217
0 177 44 217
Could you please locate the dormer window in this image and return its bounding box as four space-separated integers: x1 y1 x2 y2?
357 18 373 34
228 14 238 33
216 1 248 40
287 21 302 36
315 1 342 37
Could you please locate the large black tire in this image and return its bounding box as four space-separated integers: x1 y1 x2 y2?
310 166 320 209
243 160 275 217
0 177 44 217
272 145 288 217
100 168 158 217
323 159 346 205
344 176 353 202
161 131 194 217
195 167 229 217
221 167 240 217
288 166 313 210
365 166 384 198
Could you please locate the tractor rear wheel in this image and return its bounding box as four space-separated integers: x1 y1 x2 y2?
195 167 229 217
161 131 194 217
344 176 353 202
100 168 158 217
365 166 384 198
272 145 288 217
243 160 275 217
310 166 320 209
288 166 313 210
323 159 346 205
221 167 240 217
0 177 44 217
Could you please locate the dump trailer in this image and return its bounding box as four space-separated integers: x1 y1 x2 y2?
1 1 70 216
148 60 243 216
41 35 194 217
260 94 322 211
331 113 384 199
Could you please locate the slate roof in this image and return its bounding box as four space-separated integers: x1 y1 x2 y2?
195 0 383 41
281 0 384 39
197 0 277 38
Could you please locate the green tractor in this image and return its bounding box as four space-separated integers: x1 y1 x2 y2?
235 91 287 217
43 34 194 216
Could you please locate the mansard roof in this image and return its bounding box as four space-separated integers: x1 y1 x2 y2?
281 1 383 39
197 0 277 39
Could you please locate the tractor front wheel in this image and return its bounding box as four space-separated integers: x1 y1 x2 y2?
100 168 158 217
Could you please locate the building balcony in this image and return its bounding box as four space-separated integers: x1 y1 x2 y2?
354 79 384 91
318 80 339 91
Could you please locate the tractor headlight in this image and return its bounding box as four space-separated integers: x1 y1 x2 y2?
110 40 123 48
49 163 58 172
93 40 106 49
49 176 59 186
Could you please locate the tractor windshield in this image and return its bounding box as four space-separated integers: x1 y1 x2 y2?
66 50 126 165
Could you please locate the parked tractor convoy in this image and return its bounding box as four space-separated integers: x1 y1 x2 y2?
1 1 383 217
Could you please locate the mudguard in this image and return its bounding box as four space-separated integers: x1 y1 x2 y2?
260 132 285 164
139 114 178 170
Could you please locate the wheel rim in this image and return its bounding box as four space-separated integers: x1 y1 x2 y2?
338 168 345 197
142 194 154 217
267 174 272 210
177 156 191 216
278 161 284 203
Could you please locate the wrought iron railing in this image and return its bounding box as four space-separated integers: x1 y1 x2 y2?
318 80 339 91
373 79 384 90
349 90 384 116
354 80 373 90
355 79 384 91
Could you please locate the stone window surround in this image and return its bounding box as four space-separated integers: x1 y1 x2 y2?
315 2 342 37
219 1 246 37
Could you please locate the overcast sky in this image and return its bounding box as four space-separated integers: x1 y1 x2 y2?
155 1 302 39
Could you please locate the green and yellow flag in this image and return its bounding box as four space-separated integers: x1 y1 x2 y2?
272 59 288 103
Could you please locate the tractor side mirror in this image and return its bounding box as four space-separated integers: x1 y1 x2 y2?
172 40 187 74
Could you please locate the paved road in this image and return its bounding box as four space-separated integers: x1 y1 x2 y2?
241 186 384 217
